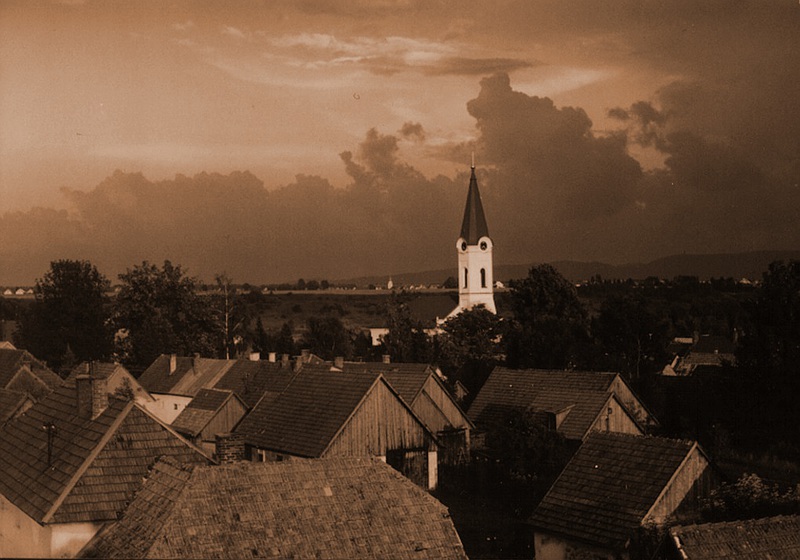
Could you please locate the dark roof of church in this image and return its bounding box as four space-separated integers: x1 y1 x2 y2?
459 167 489 244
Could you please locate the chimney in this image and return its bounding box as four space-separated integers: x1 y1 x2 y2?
75 373 108 420
249 352 260 361
294 355 304 372
268 352 277 363
215 432 245 463
382 354 391 364
169 354 177 374
300 349 311 362
334 356 344 369
281 353 290 367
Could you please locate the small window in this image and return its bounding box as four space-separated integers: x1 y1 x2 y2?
464 268 468 288
480 268 486 288
173 403 179 410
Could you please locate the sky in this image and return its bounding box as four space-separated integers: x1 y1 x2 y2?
1 0 798 285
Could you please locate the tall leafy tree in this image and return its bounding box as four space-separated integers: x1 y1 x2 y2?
504 264 590 369
302 315 353 360
113 260 219 368
437 305 503 400
382 292 433 363
16 259 112 370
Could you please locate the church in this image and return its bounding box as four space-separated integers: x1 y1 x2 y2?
445 164 497 318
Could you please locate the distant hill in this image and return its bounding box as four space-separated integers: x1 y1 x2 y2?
338 251 800 287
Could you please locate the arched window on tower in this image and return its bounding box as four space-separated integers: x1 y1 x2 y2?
464 268 468 288
481 268 486 288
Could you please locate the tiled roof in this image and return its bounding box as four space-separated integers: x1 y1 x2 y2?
0 381 210 524
0 387 29 423
530 432 697 549
0 347 62 390
670 515 800 559
468 367 624 439
80 457 467 559
235 369 383 457
66 361 121 381
212 359 296 408
137 355 234 397
171 388 239 438
692 335 735 355
341 362 433 403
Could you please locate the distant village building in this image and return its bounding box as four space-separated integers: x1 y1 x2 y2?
79 457 467 559
662 334 737 376
171 388 249 455
530 432 716 560
447 165 496 318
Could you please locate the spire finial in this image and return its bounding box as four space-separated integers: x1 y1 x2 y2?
471 151 475 169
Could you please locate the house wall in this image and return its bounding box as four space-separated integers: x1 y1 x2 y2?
589 397 643 437
420 376 471 431
325 381 435 457
199 398 248 444
534 532 620 560
609 378 655 428
646 446 711 524
0 494 101 558
140 394 192 424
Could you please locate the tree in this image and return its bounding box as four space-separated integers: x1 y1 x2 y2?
16 260 112 370
591 294 668 381
214 273 248 358
275 321 296 356
382 292 432 362
112 260 219 368
504 264 590 369
302 315 353 359
437 306 503 399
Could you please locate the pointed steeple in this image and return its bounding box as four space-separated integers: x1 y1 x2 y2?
459 166 489 244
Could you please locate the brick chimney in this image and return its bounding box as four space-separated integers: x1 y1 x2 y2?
267 352 277 363
334 356 344 369
215 432 245 463
382 354 391 364
281 353 290 367
300 349 310 362
249 352 260 361
169 354 177 374
294 355 304 372
75 372 108 420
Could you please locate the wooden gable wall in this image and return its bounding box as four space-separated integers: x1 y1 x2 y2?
588 396 643 438
416 376 471 433
325 380 434 458
199 396 248 445
646 445 714 524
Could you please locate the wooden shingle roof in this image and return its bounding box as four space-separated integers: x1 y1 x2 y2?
0 387 29 423
171 388 241 438
469 367 632 439
670 515 800 559
530 432 699 549
137 355 234 397
0 347 62 390
80 458 468 559
0 381 211 524
235 369 385 457
212 359 296 408
341 362 433 404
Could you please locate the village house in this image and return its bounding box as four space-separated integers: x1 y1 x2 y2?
0 373 212 558
0 387 33 424
662 334 737 376
211 354 298 408
335 361 474 464
78 455 467 559
468 368 653 446
669 514 800 558
235 368 440 489
530 432 716 560
136 354 236 423
0 347 63 402
171 388 249 455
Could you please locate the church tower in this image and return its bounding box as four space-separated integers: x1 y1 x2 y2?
448 164 496 317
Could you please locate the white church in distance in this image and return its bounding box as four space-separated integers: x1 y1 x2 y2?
446 164 496 318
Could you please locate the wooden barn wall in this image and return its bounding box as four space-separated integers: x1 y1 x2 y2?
647 447 712 524
589 398 643 437
414 391 451 434
325 381 433 457
421 377 471 430
200 398 248 443
610 377 654 428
